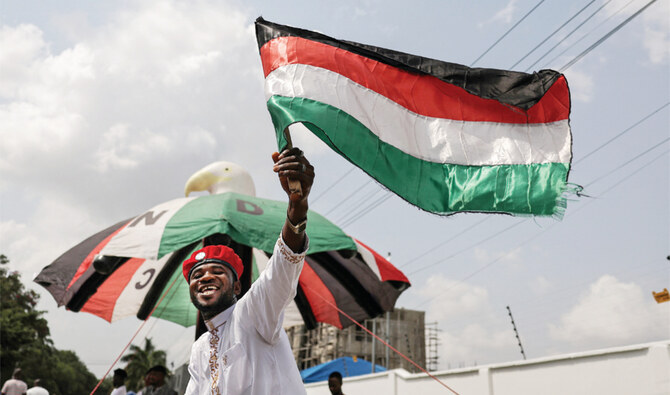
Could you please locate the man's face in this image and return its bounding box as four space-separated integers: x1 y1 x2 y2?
113 374 124 387
328 377 342 395
188 263 240 317
152 371 166 386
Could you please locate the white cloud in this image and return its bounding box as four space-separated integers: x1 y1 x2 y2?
477 0 518 28
530 275 553 294
642 5 669 64
94 124 172 172
549 275 670 347
0 24 47 95
601 0 669 64
0 0 274 220
416 274 520 367
473 246 522 265
492 0 518 24
563 68 594 103
0 198 107 278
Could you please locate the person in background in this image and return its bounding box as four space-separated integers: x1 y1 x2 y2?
25 380 48 395
110 369 128 395
1 368 27 395
142 366 176 395
328 371 345 395
136 370 153 395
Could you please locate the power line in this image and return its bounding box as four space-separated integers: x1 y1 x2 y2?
410 140 669 309
594 148 668 195
540 0 638 69
311 167 356 204
560 0 659 71
584 136 669 188
395 122 668 276
524 0 613 72
321 178 372 217
510 0 596 69
398 217 491 268
433 259 665 331
332 184 383 223
471 0 548 66
575 102 670 165
406 219 527 276
401 99 669 274
339 191 393 228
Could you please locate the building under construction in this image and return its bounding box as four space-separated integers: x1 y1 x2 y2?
286 308 431 373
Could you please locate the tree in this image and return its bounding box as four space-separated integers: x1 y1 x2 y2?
0 254 100 394
0 254 51 380
120 338 168 391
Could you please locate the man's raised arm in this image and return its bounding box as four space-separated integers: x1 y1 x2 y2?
272 147 314 252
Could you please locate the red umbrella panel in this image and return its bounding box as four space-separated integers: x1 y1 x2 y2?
260 239 410 330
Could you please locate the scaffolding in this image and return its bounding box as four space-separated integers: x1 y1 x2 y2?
286 308 431 373
425 321 441 371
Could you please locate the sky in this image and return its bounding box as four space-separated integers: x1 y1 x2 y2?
1 0 668 378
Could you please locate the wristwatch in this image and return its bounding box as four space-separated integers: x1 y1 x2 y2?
286 216 307 234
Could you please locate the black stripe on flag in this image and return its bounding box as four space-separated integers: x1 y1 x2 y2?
255 17 562 110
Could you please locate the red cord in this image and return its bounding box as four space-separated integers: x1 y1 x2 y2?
89 267 459 394
302 283 460 394
88 274 181 395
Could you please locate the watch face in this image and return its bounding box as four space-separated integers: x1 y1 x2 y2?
290 219 307 233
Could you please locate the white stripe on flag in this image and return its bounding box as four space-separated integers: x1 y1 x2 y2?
266 64 571 166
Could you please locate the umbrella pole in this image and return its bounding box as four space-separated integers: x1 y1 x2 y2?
283 127 303 196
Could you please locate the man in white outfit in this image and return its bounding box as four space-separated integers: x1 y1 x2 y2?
110 369 127 395
184 147 313 395
26 380 48 395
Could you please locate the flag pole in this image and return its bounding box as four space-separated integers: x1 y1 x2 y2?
283 127 303 195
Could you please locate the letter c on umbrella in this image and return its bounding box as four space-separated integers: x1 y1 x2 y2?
135 268 156 289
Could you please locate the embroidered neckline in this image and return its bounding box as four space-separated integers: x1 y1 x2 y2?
208 320 226 395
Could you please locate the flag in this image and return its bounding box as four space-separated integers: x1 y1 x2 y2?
255 17 573 217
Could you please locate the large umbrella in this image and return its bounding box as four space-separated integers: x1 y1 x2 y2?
35 165 410 330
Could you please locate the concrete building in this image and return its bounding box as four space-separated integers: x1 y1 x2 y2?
286 308 427 372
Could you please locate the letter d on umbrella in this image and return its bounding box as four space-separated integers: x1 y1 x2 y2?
236 199 263 215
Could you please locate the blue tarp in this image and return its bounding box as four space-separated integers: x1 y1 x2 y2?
300 357 387 383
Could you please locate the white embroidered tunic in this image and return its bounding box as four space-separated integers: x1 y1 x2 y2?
184 235 307 395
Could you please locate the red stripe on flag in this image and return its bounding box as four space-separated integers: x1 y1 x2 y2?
65 222 129 291
80 258 146 322
355 239 410 284
299 262 342 329
260 36 569 124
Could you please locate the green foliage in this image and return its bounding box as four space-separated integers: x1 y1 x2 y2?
0 254 51 381
90 376 113 394
120 338 169 391
0 254 101 395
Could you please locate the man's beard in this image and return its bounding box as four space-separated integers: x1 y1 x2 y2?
190 285 237 315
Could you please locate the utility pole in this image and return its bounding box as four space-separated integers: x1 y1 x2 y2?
506 305 526 360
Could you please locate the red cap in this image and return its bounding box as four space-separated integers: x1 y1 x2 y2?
182 245 244 282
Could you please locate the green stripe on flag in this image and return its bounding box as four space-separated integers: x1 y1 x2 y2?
269 95 569 217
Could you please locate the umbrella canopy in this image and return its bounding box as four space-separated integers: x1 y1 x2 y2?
35 193 410 329
300 357 386 383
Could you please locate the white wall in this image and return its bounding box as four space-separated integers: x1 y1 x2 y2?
305 341 670 395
